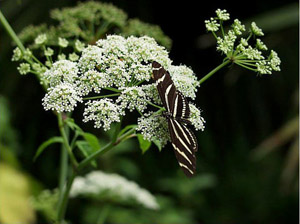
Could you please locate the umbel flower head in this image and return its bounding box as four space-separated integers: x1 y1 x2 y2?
41 35 205 148
70 171 160 210
205 9 281 75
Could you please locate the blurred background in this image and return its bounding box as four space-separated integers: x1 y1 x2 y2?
0 0 298 223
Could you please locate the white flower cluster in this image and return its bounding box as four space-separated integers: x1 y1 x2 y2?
205 9 281 75
39 35 204 146
42 59 78 86
189 104 205 131
136 112 170 148
168 65 200 100
42 82 82 113
70 171 160 210
116 86 148 112
83 99 124 130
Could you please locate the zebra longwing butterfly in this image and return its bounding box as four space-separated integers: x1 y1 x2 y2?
152 61 198 177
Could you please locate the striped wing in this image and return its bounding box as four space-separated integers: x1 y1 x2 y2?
152 61 176 113
152 61 198 177
168 119 197 176
172 90 190 121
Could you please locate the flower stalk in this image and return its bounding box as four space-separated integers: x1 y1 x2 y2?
199 59 231 84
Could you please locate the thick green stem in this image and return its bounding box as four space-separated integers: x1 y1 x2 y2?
56 171 76 223
58 114 78 168
0 10 26 52
199 60 231 84
58 127 69 215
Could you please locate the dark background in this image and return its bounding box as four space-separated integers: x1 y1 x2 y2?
0 0 299 223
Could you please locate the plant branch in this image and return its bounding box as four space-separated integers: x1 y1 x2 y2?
199 59 231 84
0 10 26 52
57 171 76 222
58 113 78 168
83 93 120 100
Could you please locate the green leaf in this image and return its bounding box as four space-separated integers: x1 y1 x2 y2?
137 134 151 154
83 132 101 151
153 138 162 152
76 140 97 167
34 136 63 161
65 118 83 134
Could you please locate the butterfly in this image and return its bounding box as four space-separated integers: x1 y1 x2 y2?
152 61 198 177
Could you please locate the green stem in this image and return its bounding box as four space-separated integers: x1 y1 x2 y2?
57 120 70 217
103 87 122 93
97 205 111 224
235 62 257 71
199 59 231 84
57 171 76 222
211 31 218 40
0 10 48 90
77 127 136 171
147 101 163 110
58 114 78 168
246 33 253 41
0 10 26 52
83 93 120 100
220 21 225 37
77 142 114 171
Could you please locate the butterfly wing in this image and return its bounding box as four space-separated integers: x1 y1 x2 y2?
152 61 198 177
168 118 197 177
152 61 176 113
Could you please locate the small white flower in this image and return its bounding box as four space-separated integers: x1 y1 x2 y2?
256 60 272 74
44 47 54 57
189 104 205 131
12 47 22 61
42 82 82 112
216 9 230 21
35 34 47 45
58 54 66 60
83 99 123 131
78 45 103 72
240 38 248 47
42 60 78 86
251 22 264 36
136 112 170 148
70 171 160 210
69 53 79 62
243 46 264 60
168 65 199 100
216 30 237 54
32 63 47 74
58 37 69 48
78 70 111 95
17 63 31 75
232 19 245 35
117 86 148 112
75 40 85 52
23 48 32 61
142 84 161 105
256 39 268 51
205 18 220 32
269 50 281 71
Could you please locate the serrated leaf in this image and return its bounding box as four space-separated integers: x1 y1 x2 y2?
83 132 100 151
76 140 97 167
137 134 152 154
34 137 63 161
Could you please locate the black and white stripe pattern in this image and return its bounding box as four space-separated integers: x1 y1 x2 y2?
152 61 198 177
